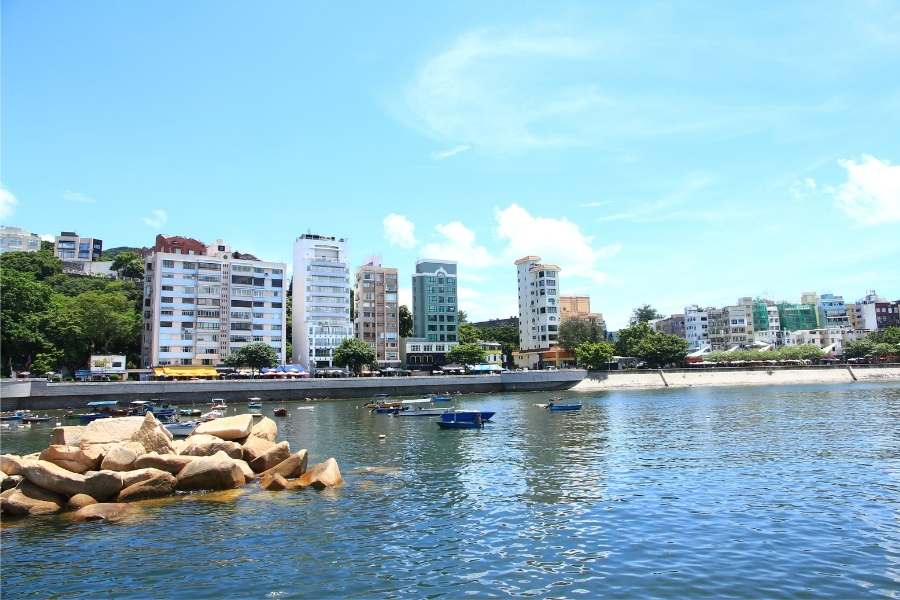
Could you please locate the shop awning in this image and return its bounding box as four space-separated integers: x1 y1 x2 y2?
153 366 219 378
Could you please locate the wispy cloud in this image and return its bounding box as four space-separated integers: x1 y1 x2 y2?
432 145 471 160
421 221 497 269
831 154 900 226
596 174 715 223
383 213 417 248
142 209 168 228
0 184 18 220
62 190 96 204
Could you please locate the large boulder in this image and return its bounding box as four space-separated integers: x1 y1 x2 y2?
72 503 137 523
258 450 308 480
180 434 242 459
176 451 246 491
259 472 289 491
83 470 125 500
20 460 86 497
67 493 98 510
171 439 188 454
1 474 22 492
51 426 85 446
120 468 171 489
249 441 291 473
193 414 254 441
79 417 145 447
1 454 26 476
118 471 177 502
100 442 145 472
134 452 194 475
132 413 176 454
1 481 65 516
241 435 275 463
232 459 255 482
249 416 277 442
39 445 101 474
295 458 343 490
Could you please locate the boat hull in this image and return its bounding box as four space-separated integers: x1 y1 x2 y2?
548 404 582 411
437 421 482 429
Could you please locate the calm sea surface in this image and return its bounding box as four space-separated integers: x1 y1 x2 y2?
2 383 899 599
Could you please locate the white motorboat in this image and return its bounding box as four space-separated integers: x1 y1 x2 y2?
397 398 449 417
164 420 199 437
200 410 223 421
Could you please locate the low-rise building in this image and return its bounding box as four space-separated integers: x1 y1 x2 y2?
650 314 685 338
0 226 42 253
817 293 850 328
402 339 456 370
559 295 607 335
783 327 865 356
684 305 713 350
479 341 503 366
54 231 102 262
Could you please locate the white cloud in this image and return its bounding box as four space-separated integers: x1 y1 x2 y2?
420 221 497 269
62 190 96 204
383 213 417 248
39 233 55 242
432 145 471 160
790 177 818 201
142 209 168 228
0 184 18 220
495 203 619 284
832 155 900 225
596 174 715 223
398 287 412 309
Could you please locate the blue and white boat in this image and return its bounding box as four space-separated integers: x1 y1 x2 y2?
164 420 199 437
431 394 452 402
0 410 30 421
248 397 263 409
437 411 490 429
545 398 582 412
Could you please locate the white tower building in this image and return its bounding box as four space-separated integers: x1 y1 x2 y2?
515 256 561 352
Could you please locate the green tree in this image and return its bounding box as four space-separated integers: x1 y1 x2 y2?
224 342 279 376
446 342 486 365
871 342 898 360
558 317 603 350
869 326 900 345
110 252 144 279
615 321 653 356
574 341 615 370
630 304 662 325
68 290 141 354
0 270 55 373
457 310 468 324
332 338 377 375
399 305 413 337
634 332 689 368
844 339 874 359
0 249 62 280
30 349 64 376
458 322 480 344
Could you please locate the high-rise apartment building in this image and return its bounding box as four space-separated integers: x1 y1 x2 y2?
515 256 560 351
411 259 458 342
816 293 849 328
354 258 400 367
141 237 286 368
0 226 42 254
292 234 352 370
54 231 102 262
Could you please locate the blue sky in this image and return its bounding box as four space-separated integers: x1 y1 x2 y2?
2 0 899 328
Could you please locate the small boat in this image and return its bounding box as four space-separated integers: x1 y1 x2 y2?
437 411 485 429
273 407 288 417
431 394 452 402
248 397 263 409
372 406 401 414
373 393 390 398
76 412 110 424
179 408 202 417
397 399 448 417
0 410 29 421
164 420 199 437
200 410 224 421
210 399 227 410
21 414 50 423
547 401 582 412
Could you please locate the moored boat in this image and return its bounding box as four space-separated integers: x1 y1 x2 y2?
431 394 452 402
273 407 288 417
179 408 202 417
437 411 486 429
397 399 448 417
164 420 199 437
21 414 51 423
210 398 227 410
0 410 29 421
248 397 263 409
200 409 224 421
547 402 582 412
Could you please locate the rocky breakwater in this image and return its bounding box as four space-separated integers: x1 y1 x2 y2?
0 412 342 521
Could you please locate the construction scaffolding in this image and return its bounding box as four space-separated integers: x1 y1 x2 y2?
777 302 818 332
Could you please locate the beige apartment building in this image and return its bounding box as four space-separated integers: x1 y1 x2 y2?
558 295 607 333
354 258 401 367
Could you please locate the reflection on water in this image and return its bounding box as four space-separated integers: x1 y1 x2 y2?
2 383 899 598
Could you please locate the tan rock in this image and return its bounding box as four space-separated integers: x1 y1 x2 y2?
1 454 26 476
72 502 136 523
249 416 277 442
295 458 343 490
120 468 171 489
132 412 176 454
39 445 101 474
23 452 40 460
258 450 308 480
100 444 141 471
176 451 246 491
180 434 242 459
134 452 194 475
79 416 145 447
0 481 65 516
249 441 291 473
232 459 255 482
193 414 254 441
171 439 188 454
241 435 275 463
20 460 87 497
83 470 124 500
118 471 177 501
51 426 85 446
66 493 98 510
259 472 289 491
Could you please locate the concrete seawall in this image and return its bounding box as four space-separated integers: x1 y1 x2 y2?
0 370 586 410
572 365 900 392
